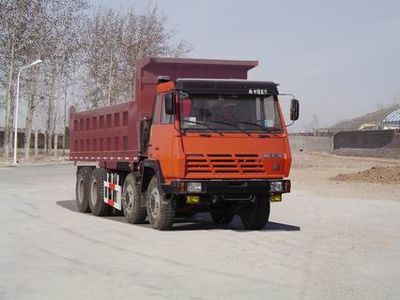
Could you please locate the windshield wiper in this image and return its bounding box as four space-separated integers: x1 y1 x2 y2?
236 120 265 129
208 119 251 136
181 119 223 136
235 121 281 135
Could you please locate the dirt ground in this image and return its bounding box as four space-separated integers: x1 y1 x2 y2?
1 152 400 299
291 151 400 201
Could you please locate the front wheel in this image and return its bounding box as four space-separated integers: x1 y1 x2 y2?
146 176 175 230
240 196 270 230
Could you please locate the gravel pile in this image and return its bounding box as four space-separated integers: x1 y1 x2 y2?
332 166 400 184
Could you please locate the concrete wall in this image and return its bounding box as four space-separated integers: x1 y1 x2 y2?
0 129 69 149
387 134 400 148
289 135 333 153
333 130 395 149
332 130 400 159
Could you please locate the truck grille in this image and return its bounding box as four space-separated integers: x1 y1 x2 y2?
186 154 265 174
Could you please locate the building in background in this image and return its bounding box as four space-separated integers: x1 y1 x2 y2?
358 122 381 130
382 109 400 130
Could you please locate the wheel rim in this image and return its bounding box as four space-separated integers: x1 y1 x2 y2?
149 187 161 219
78 178 84 204
91 180 97 207
123 185 135 213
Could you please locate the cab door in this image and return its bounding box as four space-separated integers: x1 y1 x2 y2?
147 92 177 180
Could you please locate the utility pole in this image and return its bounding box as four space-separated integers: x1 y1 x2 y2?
313 113 319 136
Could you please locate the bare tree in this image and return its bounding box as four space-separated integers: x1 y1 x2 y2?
82 4 191 108
0 0 87 159
26 0 88 157
82 8 124 108
0 0 32 158
121 5 191 100
1 1 190 161
22 0 46 160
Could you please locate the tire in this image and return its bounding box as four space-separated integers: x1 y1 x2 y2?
75 167 91 213
211 212 234 224
89 168 110 216
146 176 175 230
240 196 270 230
122 173 147 224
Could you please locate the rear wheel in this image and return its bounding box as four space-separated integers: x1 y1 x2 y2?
240 196 270 230
75 167 91 213
146 176 175 230
122 173 147 224
89 168 110 216
211 212 234 224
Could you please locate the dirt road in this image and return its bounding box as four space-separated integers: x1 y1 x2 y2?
1 153 399 299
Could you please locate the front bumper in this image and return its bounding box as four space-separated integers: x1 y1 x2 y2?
162 179 291 195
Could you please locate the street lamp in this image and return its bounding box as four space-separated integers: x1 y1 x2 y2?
13 59 43 165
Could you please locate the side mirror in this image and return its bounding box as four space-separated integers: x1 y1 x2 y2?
290 99 300 121
164 93 176 115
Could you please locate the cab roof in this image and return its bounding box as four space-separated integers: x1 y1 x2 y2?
175 78 279 96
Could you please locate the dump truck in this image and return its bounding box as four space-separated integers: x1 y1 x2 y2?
70 57 299 230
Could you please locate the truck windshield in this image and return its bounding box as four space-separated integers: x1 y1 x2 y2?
179 93 283 133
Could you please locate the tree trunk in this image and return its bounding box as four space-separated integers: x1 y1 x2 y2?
3 3 17 159
51 104 58 153
9 131 14 156
54 134 58 157
3 45 15 159
24 92 37 161
44 132 47 153
25 5 44 160
34 129 39 157
45 70 54 153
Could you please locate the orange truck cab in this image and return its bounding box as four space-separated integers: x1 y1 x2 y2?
70 57 299 230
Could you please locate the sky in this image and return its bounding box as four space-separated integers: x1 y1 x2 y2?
3 0 399 131
88 0 400 130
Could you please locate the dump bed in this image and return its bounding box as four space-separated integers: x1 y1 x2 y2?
135 57 258 120
69 57 258 166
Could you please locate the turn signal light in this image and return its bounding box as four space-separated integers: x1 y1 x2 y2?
270 194 282 202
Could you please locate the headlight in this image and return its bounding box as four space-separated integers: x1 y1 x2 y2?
187 182 202 193
270 181 283 193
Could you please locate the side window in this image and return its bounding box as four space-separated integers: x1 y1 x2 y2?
152 95 161 124
160 93 174 124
